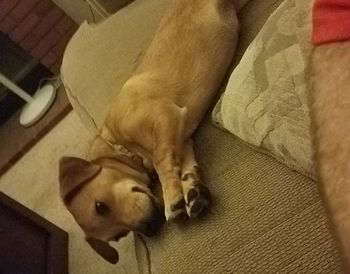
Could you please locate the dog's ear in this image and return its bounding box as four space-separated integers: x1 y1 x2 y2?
59 157 101 204
86 237 119 264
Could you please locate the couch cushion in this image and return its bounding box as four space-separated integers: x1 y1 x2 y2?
213 0 315 179
61 0 171 134
135 120 343 273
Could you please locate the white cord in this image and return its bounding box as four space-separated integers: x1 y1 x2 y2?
37 75 62 91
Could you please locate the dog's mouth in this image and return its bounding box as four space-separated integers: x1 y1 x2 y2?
113 231 130 242
112 209 165 240
136 207 166 237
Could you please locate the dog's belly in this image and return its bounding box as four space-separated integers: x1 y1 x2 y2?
134 0 240 136
107 0 240 154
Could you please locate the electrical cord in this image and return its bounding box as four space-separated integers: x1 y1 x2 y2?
37 75 62 91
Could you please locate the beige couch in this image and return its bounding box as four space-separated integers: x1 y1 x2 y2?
61 0 345 272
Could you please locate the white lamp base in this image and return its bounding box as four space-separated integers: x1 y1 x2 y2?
19 84 56 127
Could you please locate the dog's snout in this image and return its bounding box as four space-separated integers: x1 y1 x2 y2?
138 208 165 237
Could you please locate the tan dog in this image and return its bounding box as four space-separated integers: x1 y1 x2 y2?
59 0 248 264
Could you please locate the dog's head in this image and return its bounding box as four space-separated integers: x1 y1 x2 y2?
59 156 164 264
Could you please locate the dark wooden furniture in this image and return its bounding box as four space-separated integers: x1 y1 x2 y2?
0 192 68 274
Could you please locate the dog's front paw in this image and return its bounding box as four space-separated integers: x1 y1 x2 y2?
181 171 211 218
163 182 187 222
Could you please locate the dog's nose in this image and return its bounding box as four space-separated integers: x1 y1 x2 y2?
138 208 165 237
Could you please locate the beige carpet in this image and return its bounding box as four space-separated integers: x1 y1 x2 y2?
0 112 139 274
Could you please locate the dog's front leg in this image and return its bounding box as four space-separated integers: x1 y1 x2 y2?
152 105 187 221
181 140 210 218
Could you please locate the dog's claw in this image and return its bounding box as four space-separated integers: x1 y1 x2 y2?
186 188 199 203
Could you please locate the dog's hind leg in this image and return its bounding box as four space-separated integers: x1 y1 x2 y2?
181 140 211 218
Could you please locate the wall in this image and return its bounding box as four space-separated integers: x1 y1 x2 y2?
0 0 78 74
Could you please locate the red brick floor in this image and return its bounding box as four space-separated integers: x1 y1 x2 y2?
0 85 71 176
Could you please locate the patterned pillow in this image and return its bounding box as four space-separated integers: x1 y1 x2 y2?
213 0 315 179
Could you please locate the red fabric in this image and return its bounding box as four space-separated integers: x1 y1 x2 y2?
312 0 350 45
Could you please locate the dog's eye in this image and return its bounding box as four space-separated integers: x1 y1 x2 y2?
95 201 110 216
131 186 146 194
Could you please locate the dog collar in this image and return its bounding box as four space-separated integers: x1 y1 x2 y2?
97 134 153 176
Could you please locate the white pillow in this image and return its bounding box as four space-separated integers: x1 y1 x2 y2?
213 0 315 179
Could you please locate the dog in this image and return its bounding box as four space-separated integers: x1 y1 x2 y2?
59 0 248 264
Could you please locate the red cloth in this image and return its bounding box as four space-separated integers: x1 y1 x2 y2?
312 0 350 45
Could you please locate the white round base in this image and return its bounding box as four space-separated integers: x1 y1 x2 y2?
19 84 56 127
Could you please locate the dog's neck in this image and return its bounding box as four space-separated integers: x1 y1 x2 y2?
97 136 148 173
87 129 153 180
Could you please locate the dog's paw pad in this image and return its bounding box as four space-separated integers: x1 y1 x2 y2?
185 184 211 218
189 198 209 218
187 188 199 203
